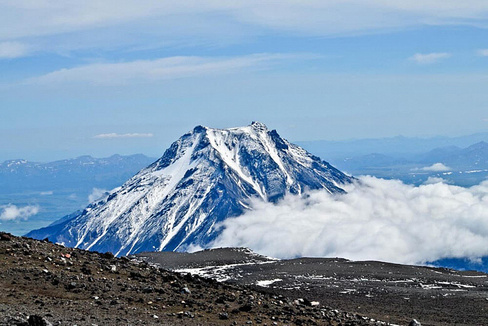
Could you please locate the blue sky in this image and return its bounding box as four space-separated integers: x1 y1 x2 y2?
2 1 488 161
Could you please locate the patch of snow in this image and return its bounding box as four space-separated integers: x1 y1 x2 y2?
256 279 282 287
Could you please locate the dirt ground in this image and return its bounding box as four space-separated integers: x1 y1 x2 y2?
138 249 488 326
1 232 391 326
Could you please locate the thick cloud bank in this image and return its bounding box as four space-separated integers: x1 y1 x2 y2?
212 176 488 265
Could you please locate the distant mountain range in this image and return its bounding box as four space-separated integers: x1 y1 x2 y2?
0 154 156 194
27 122 352 256
0 154 156 236
320 141 488 186
297 132 488 162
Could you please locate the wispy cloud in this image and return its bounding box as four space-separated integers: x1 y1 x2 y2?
27 54 302 86
2 2 488 53
0 204 39 221
212 176 488 265
409 52 451 64
0 41 29 59
423 177 449 184
421 163 451 172
93 133 154 139
477 49 488 56
88 188 109 203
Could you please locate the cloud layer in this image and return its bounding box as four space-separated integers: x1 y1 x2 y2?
94 133 154 139
0 41 29 59
3 1 488 41
0 204 39 221
409 52 451 64
421 163 451 171
212 176 488 265
478 49 488 56
27 54 301 86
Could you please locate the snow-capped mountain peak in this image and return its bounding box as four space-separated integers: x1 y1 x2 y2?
27 122 353 256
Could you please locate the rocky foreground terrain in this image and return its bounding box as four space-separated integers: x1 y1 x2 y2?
1 232 397 325
137 249 488 326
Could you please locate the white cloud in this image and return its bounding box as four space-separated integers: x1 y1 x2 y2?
477 49 488 56
423 177 448 184
88 188 109 203
26 54 300 86
0 204 39 221
212 176 488 265
94 133 153 139
2 2 488 47
39 191 53 196
0 41 29 59
421 163 451 172
409 53 451 64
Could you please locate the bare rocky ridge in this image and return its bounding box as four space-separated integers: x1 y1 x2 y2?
137 248 488 326
1 232 392 326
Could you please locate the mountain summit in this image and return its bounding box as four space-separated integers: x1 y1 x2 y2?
27 122 353 256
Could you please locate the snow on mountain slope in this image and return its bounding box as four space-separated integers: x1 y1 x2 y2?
26 122 353 256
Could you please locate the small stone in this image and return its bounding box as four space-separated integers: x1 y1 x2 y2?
239 304 253 312
215 297 226 304
409 319 422 326
181 287 191 294
101 252 114 259
219 312 229 320
0 232 12 241
27 315 53 326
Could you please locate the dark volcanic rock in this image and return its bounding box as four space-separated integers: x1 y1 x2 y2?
0 232 12 241
409 320 421 326
27 315 52 326
1 234 383 325
138 248 488 326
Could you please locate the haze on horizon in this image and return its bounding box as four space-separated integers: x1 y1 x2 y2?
1 1 488 161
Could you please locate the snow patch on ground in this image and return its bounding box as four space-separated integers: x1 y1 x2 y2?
256 278 282 287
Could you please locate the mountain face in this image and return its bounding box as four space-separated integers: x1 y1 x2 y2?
422 141 488 169
27 122 353 256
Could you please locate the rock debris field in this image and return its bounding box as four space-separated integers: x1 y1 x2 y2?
2 232 396 325
1 232 487 325
137 248 488 326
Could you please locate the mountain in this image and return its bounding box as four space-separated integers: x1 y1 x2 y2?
420 141 488 169
323 141 488 186
27 122 353 256
0 154 156 194
297 132 488 162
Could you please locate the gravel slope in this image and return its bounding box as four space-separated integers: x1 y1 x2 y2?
137 248 488 326
1 233 390 326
